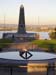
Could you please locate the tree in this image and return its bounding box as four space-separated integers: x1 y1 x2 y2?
55 27 56 38
50 27 56 39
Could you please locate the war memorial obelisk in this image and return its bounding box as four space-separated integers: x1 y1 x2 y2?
18 5 26 34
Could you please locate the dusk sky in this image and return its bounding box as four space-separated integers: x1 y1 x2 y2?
0 0 56 25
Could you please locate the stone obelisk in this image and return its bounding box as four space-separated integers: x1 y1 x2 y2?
18 5 26 34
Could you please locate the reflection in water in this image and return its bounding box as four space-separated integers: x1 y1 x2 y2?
28 63 48 72
0 63 56 75
27 63 56 75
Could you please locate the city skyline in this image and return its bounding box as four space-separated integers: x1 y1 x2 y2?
0 0 56 25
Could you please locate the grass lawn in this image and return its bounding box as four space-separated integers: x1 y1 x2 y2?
0 39 13 48
32 39 56 52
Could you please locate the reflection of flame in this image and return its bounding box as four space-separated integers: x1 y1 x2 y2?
19 66 27 68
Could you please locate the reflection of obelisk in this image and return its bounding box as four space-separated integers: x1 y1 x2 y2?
18 5 26 33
